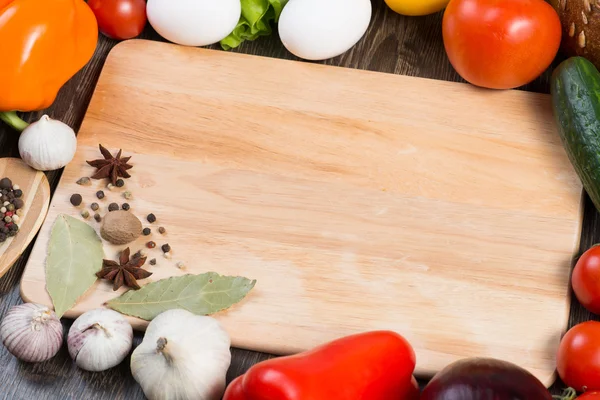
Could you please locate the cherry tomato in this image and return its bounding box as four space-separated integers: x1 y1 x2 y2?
87 0 147 41
442 0 562 89
572 245 600 315
556 321 600 391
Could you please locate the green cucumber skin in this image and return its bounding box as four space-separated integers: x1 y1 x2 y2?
551 56 600 212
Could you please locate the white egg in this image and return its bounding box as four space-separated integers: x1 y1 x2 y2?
278 0 372 61
147 0 241 47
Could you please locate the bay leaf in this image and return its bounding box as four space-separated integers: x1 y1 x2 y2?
106 272 257 320
46 214 104 318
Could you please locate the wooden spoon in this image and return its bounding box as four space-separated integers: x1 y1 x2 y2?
0 158 50 279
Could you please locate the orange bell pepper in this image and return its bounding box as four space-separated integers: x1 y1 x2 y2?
0 0 98 131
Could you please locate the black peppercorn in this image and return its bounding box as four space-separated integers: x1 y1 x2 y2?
147 213 156 223
0 226 7 234
91 203 99 211
158 226 166 234
143 228 151 236
149 258 157 266
94 213 102 222
116 179 125 187
70 194 82 206
0 178 12 190
7 230 16 237
12 199 24 210
122 203 130 211
96 190 105 199
161 244 171 253
0 233 5 242
9 224 18 231
13 189 22 198
108 203 119 212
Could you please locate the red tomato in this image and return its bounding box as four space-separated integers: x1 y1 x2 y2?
442 0 562 89
579 393 600 399
572 245 600 314
556 321 600 391
87 0 147 41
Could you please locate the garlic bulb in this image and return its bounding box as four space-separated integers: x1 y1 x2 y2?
18 114 77 171
68 308 133 372
0 303 63 363
131 309 232 400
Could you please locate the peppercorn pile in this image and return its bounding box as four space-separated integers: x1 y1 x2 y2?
0 177 25 243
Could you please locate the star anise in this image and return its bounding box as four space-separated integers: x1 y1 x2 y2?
96 248 152 291
86 144 133 185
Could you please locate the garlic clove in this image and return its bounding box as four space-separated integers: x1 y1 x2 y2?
131 309 232 400
0 303 63 363
68 308 133 372
18 114 77 171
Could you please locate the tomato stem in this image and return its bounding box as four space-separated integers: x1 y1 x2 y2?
0 111 29 132
552 388 577 400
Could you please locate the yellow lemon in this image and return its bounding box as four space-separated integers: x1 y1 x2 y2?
384 0 450 16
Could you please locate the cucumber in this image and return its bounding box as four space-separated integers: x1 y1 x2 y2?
551 56 600 212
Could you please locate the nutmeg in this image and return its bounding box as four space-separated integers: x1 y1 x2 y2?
100 210 142 245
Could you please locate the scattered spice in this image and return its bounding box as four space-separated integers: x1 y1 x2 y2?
86 144 133 186
100 210 142 245
116 179 125 188
133 250 145 259
76 177 91 186
0 178 12 189
91 203 99 211
149 258 157 266
146 241 156 249
81 210 90 219
96 248 152 291
158 227 166 234
143 228 151 236
96 190 105 200
107 183 115 191
94 213 102 223
161 244 171 253
0 178 24 243
108 203 119 212
163 252 172 259
70 194 83 207
176 262 185 270
147 213 156 223
121 203 130 211
123 191 133 200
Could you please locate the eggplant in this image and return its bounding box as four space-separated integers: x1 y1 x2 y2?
421 358 552 400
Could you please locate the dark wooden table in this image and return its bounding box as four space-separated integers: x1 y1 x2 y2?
0 1 596 398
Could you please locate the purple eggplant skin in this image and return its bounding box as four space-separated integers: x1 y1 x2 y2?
420 358 552 400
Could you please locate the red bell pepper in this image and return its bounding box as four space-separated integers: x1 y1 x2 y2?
223 330 418 400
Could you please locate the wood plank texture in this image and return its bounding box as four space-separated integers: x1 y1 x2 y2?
20 39 583 386
0 158 50 279
0 1 594 397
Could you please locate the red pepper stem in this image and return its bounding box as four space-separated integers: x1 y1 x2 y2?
0 111 29 132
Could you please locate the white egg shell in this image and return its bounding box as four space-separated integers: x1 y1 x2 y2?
278 0 372 61
147 0 241 47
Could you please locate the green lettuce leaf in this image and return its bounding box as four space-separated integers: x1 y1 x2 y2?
220 0 289 50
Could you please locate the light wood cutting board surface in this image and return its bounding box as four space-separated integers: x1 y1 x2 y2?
21 39 583 385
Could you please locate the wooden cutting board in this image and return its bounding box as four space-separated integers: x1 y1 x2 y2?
20 39 583 385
